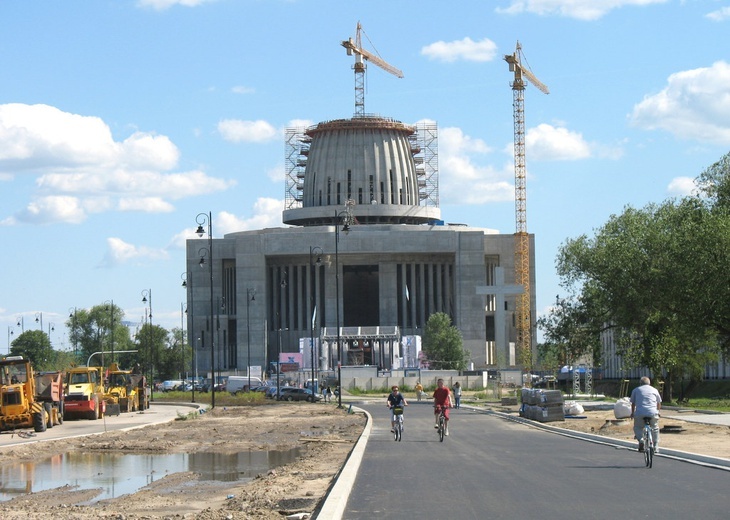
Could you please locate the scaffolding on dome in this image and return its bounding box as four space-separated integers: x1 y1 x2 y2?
284 121 439 211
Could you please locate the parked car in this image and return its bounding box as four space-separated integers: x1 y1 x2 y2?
278 387 323 402
162 380 184 392
266 386 294 399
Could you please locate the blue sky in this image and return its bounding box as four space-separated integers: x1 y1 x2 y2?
2 0 730 352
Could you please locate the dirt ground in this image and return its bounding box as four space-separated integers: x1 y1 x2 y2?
0 404 365 520
533 406 730 458
0 401 728 519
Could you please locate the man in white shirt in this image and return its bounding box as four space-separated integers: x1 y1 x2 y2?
630 376 662 452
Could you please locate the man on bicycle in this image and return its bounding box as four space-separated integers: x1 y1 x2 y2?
387 385 408 433
630 376 662 452
433 378 452 435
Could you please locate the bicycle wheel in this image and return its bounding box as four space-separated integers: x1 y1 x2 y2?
438 416 445 442
643 429 652 468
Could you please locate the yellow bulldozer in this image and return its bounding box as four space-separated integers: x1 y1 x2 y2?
0 356 63 432
103 363 149 415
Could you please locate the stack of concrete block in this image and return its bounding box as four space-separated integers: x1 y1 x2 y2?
520 389 565 422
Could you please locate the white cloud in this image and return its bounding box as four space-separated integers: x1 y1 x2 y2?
667 176 696 197
421 37 498 63
706 7 730 21
231 85 256 95
217 199 284 234
5 195 86 225
136 0 215 10
98 237 169 268
118 197 175 213
0 103 234 225
438 126 514 205
218 119 278 143
526 124 591 161
630 61 730 145
168 200 285 249
496 0 668 21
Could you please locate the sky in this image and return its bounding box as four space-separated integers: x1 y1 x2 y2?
2 0 730 353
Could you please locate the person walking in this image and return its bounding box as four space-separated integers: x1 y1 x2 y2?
415 381 424 401
452 382 462 409
630 376 662 452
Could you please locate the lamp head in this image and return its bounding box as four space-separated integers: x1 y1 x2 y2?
195 224 205 237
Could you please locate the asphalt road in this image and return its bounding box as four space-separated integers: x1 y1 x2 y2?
343 401 730 519
0 402 198 448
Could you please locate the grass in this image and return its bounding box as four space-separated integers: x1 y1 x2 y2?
153 390 267 406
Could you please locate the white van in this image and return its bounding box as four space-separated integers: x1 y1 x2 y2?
226 376 263 394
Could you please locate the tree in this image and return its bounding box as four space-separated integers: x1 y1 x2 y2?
422 312 468 370
537 291 607 372
66 303 131 366
10 330 55 371
557 198 726 400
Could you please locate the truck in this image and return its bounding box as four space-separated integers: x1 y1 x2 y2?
104 363 149 415
0 356 62 432
64 366 106 420
35 370 65 428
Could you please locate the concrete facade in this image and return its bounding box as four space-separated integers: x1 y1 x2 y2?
184 115 537 378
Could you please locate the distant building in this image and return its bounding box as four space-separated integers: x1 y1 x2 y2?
185 115 536 377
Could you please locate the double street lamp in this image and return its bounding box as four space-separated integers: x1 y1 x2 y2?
334 200 354 408
195 211 216 408
140 291 153 401
246 288 256 391
182 272 196 403
309 246 323 395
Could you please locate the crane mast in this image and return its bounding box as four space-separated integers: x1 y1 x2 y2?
504 41 548 371
342 22 403 117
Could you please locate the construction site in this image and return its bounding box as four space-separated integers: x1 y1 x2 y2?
185 23 544 381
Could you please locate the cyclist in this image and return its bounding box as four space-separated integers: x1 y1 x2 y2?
387 385 408 433
630 376 662 453
433 378 453 435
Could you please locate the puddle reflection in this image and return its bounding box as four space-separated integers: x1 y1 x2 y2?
0 448 300 503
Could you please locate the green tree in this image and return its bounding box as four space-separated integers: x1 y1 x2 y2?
131 322 169 383
9 330 55 370
557 197 727 400
66 303 131 366
537 291 606 372
422 312 468 370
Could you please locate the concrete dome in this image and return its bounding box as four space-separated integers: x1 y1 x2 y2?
283 116 441 226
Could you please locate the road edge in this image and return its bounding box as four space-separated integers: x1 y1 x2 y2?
314 405 373 520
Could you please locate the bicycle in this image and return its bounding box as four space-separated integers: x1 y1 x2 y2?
435 405 447 442
392 405 404 441
641 416 656 468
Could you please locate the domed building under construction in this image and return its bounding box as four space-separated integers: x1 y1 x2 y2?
184 112 536 380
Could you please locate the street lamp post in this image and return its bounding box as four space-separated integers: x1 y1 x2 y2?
103 300 115 364
47 323 55 347
141 291 153 401
195 211 215 408
334 201 354 408
246 288 256 391
68 308 77 360
309 246 323 396
35 312 43 331
182 272 195 403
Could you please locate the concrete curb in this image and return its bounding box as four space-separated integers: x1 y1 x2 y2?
480 407 730 471
314 406 373 520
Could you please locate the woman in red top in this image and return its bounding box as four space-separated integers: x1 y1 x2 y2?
432 378 452 435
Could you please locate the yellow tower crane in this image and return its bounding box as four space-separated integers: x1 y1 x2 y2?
342 22 403 117
504 41 549 371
